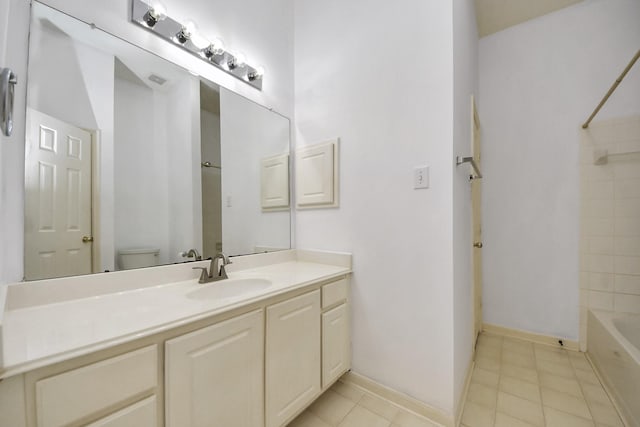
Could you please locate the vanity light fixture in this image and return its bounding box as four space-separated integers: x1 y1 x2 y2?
131 0 263 90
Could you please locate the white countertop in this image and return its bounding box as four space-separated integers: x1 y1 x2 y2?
0 250 351 378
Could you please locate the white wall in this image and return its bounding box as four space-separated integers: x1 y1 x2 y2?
113 76 171 266
0 0 29 284
479 0 640 340
27 19 99 130
452 0 478 413
220 88 291 256
201 109 222 259
294 0 458 413
166 77 203 263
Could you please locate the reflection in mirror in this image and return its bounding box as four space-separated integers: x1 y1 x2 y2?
23 2 291 281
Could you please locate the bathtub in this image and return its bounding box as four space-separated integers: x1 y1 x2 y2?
587 310 640 426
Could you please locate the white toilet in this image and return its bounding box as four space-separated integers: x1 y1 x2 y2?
118 248 160 270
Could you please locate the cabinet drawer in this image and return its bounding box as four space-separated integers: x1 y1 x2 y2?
86 396 157 427
36 345 157 427
322 278 348 308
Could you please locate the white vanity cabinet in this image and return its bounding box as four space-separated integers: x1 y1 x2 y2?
265 290 321 427
165 309 264 427
321 278 350 388
0 270 351 427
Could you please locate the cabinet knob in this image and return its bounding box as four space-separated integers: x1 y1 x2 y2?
474 242 483 248
82 236 94 243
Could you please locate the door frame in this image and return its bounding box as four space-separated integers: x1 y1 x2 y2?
471 95 482 346
90 129 101 273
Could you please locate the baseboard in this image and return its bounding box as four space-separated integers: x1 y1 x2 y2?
340 372 454 427
483 323 580 352
454 360 474 427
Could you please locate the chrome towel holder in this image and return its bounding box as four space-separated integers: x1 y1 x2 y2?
456 156 482 180
0 67 18 137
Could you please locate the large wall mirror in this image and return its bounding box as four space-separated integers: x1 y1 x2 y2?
23 2 291 281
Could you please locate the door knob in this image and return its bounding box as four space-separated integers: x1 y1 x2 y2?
82 236 94 243
474 242 483 248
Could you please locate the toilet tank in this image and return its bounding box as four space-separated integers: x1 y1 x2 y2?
118 248 160 270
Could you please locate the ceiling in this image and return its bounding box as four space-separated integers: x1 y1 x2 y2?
475 0 584 37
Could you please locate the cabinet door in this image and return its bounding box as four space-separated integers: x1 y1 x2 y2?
322 303 350 388
165 310 264 427
266 290 320 427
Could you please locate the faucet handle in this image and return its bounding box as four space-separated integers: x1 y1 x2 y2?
192 267 209 283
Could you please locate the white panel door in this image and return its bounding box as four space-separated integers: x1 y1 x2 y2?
266 290 320 427
165 310 264 427
24 108 92 280
322 303 350 388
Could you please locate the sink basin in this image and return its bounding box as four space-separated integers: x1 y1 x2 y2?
186 278 273 301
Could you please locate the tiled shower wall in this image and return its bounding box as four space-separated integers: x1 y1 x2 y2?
579 115 640 350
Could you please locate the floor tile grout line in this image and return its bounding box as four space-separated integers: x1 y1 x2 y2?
493 336 502 427
333 399 358 427
533 344 547 426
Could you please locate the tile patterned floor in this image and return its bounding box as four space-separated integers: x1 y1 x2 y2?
461 333 625 427
290 333 626 427
288 380 442 427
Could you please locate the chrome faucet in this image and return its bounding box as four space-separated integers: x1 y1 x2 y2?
181 248 202 261
192 253 232 284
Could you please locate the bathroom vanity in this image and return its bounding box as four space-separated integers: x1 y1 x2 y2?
0 250 352 427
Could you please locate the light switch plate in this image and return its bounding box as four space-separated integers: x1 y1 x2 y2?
414 166 429 189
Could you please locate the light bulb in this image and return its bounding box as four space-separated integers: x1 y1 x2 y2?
175 20 197 44
247 66 265 81
235 53 246 68
143 1 167 27
150 1 167 19
203 39 225 59
190 32 209 50
228 52 246 70
184 20 197 36
211 39 225 55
